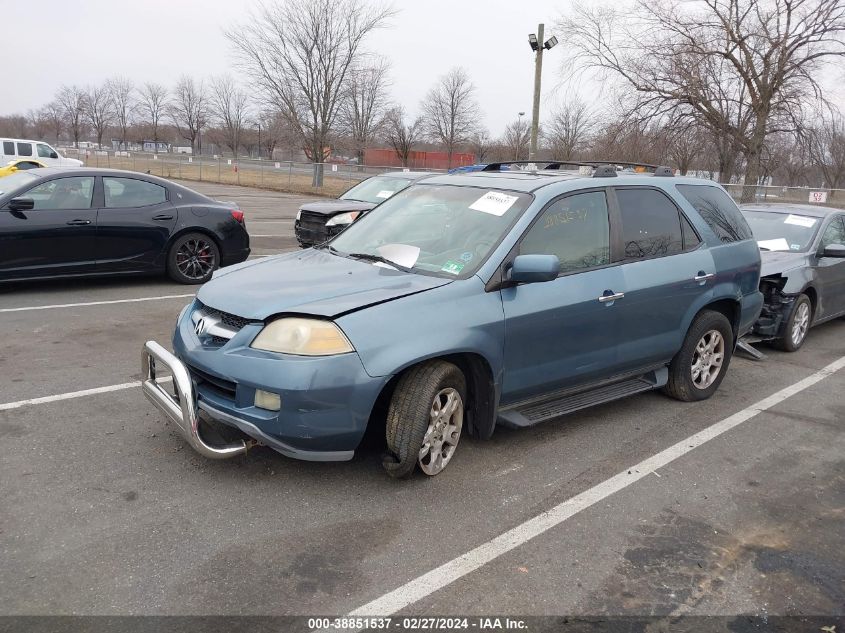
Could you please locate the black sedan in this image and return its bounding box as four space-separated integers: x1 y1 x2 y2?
0 168 249 284
294 171 437 247
741 203 845 351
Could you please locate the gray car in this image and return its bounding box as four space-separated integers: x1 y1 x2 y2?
741 203 845 351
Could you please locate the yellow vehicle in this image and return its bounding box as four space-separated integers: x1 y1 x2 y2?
0 159 47 177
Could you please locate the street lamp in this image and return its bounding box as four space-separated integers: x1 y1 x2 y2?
527 24 558 160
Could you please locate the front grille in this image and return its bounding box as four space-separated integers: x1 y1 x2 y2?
296 211 329 244
198 302 254 330
186 362 237 399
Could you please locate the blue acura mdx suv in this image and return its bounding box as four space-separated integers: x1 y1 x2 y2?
142 162 762 478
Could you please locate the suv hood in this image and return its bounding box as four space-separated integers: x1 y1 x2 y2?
198 249 451 319
760 250 808 277
299 199 376 216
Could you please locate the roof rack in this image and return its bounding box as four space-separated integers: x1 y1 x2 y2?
480 160 671 175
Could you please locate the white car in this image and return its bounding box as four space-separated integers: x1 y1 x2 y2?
0 138 83 168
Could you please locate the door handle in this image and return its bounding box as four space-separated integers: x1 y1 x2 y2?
694 272 716 282
66 219 91 226
153 214 174 221
598 292 625 303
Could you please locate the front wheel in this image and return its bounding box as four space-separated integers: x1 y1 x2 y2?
773 294 811 352
166 232 219 284
664 310 734 402
383 361 466 479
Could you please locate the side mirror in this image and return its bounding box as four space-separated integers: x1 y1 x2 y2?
8 197 35 212
509 254 560 284
822 243 845 258
50 152 58 159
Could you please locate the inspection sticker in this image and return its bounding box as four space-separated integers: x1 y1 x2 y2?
784 214 817 228
441 260 465 275
469 191 519 216
376 190 394 199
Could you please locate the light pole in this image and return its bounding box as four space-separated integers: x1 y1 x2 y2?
515 112 526 160
528 24 558 161
257 122 261 160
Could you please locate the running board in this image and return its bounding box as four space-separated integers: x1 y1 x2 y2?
498 368 667 429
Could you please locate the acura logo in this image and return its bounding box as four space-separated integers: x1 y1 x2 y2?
194 317 208 337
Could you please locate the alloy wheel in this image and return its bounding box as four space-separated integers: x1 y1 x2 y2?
418 387 464 476
175 238 216 280
691 329 725 390
791 302 810 347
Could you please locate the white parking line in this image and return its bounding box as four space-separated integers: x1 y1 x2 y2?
0 294 194 313
345 354 845 618
0 377 172 411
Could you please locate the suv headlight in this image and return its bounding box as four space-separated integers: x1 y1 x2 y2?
326 211 361 227
250 318 354 355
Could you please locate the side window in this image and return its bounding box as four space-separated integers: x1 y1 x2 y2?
616 188 684 260
37 144 53 158
2 141 13 155
23 177 94 210
681 213 701 249
676 184 753 243
103 177 167 208
820 216 845 249
519 191 610 274
17 143 33 157
17 161 41 170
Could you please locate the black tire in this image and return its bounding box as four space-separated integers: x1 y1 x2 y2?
772 294 812 352
166 232 220 284
383 360 466 479
663 310 734 402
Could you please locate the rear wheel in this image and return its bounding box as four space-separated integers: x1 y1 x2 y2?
383 361 466 479
167 232 219 284
664 310 734 402
773 294 811 352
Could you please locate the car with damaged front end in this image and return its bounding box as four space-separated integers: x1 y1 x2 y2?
143 165 762 478
741 203 845 351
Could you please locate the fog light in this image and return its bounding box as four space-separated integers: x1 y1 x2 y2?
254 389 281 411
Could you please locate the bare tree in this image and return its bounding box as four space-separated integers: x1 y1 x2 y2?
665 121 707 175
341 56 391 167
169 75 208 153
562 0 845 201
42 101 65 145
385 106 423 167
805 109 845 191
421 67 480 168
469 128 492 163
138 82 169 149
56 86 87 148
208 75 250 157
228 0 395 185
84 84 115 149
0 115 28 138
27 110 48 141
545 100 592 160
258 109 297 160
501 117 530 161
108 77 135 150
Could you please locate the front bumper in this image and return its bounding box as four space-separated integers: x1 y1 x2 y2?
142 340 365 461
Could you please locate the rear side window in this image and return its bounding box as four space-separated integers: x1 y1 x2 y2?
104 177 167 208
37 144 53 158
3 141 13 155
519 191 610 273
676 184 753 243
17 143 33 157
615 188 683 260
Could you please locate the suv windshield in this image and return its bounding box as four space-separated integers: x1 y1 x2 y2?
341 175 413 204
329 184 532 277
741 210 820 251
0 171 38 196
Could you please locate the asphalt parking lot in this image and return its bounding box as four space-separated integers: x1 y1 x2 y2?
1 181 843 624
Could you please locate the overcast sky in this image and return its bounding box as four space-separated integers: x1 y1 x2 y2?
3 0 586 134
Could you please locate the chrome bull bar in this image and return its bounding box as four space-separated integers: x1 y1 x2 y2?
141 340 248 459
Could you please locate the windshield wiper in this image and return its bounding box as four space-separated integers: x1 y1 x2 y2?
346 252 411 272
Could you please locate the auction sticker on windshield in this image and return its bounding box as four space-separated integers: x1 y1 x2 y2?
784 214 817 228
469 191 520 216
441 260 465 275
376 190 393 199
